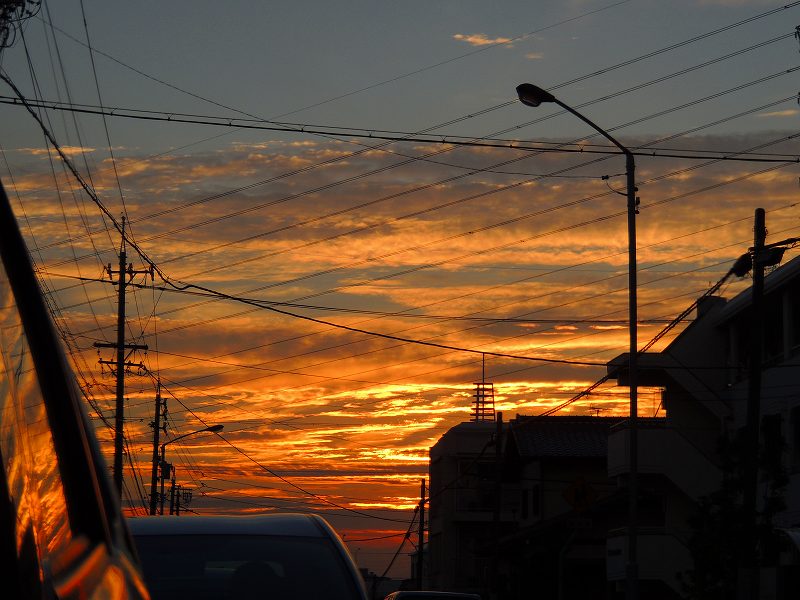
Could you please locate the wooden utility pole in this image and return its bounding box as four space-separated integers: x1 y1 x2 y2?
159 446 170 516
169 465 177 515
93 217 151 496
740 208 766 599
112 221 128 496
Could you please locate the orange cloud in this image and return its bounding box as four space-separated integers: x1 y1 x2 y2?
452 33 512 47
6 129 797 555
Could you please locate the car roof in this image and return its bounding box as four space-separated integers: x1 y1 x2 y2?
128 513 328 537
387 593 481 599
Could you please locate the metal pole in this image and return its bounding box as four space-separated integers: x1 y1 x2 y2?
417 478 425 589
550 97 640 599
625 152 639 600
492 412 503 599
112 218 127 495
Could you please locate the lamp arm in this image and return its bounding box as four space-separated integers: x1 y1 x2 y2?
553 99 630 156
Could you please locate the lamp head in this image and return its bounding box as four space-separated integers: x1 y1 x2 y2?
516 83 556 107
207 424 224 433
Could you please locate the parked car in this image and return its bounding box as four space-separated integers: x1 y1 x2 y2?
0 179 150 598
384 593 481 600
129 514 368 600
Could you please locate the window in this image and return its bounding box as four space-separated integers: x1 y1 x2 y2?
0 183 147 599
0 252 73 592
134 534 360 600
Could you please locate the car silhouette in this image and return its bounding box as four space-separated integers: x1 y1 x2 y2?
0 180 150 598
129 513 368 600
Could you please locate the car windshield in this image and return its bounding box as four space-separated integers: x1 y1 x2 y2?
134 534 361 600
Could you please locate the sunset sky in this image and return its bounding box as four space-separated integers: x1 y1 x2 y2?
1 0 799 577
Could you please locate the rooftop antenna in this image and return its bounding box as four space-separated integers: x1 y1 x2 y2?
472 353 495 422
588 405 605 417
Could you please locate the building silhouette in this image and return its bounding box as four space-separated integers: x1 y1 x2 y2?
427 255 800 599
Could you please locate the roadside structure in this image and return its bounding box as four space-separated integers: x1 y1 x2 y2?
427 415 625 599
607 254 800 597
427 254 800 599
494 415 625 599
427 419 507 596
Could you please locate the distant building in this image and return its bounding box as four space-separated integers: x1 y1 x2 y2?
427 419 508 596
427 415 624 599
495 415 625 600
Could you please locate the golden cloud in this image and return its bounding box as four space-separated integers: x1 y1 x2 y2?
452 33 512 47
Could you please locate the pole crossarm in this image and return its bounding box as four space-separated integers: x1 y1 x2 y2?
93 342 149 350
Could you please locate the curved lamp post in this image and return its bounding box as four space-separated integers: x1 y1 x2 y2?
157 424 223 515
516 83 639 599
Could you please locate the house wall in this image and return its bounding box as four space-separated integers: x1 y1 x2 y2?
724 279 800 529
608 260 800 597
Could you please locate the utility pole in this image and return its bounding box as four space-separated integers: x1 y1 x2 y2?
416 478 426 589
149 381 167 515
93 216 152 496
728 210 797 600
741 208 766 600
175 484 182 516
159 446 170 516
177 486 192 516
169 464 177 515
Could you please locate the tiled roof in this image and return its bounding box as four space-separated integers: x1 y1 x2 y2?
509 416 624 458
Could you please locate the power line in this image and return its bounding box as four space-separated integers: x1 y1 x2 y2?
14 34 798 278
34 271 685 324
4 93 797 164
7 3 800 536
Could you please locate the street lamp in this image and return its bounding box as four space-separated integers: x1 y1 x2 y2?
156 424 223 515
516 83 640 600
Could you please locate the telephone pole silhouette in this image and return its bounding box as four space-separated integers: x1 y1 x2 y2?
148 380 167 515
94 217 153 495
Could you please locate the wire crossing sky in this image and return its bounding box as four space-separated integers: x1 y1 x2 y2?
1 0 799 577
